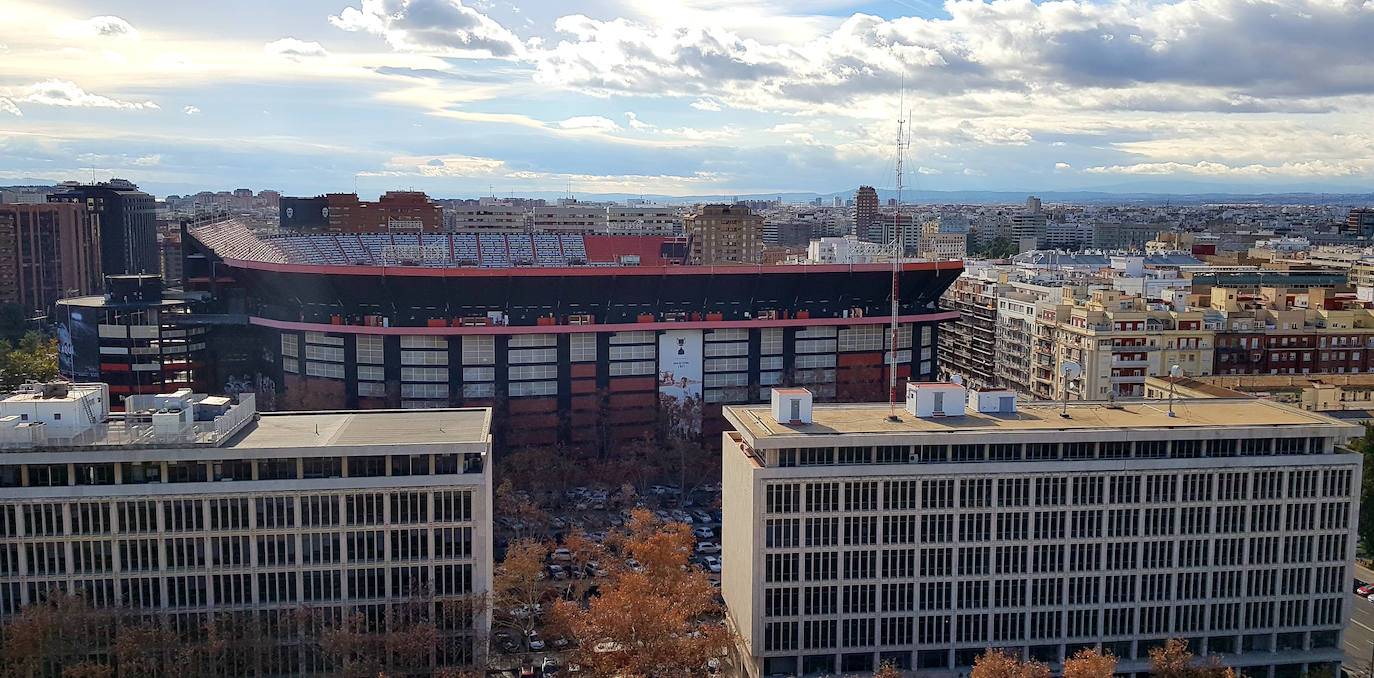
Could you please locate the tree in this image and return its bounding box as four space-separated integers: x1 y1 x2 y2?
973 236 1019 259
1148 639 1239 678
972 648 1051 678
0 332 58 392
1350 421 1374 552
873 661 904 678
549 509 732 677
1064 647 1118 678
491 538 550 641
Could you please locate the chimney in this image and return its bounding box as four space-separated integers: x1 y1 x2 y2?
771 388 813 425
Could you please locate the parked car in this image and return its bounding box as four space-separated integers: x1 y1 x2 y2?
550 548 572 564
585 561 608 577
693 527 715 539
1357 583 1374 596
626 558 645 573
693 510 713 524
549 565 568 580
703 555 721 573
542 657 561 676
696 541 721 554
496 632 519 653
527 630 545 651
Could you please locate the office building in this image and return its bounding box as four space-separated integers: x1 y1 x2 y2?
49 179 157 277
686 204 765 265
446 203 526 232
56 275 208 401
0 202 102 314
917 232 966 260
722 385 1360 678
854 187 879 242
0 382 492 673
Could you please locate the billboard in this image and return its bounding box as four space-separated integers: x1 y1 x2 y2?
58 306 100 381
657 329 703 401
279 197 330 230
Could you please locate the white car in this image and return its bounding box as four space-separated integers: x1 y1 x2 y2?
626 558 646 573
696 541 721 554
527 631 545 651
703 555 721 572
1366 593 1374 603
693 527 715 539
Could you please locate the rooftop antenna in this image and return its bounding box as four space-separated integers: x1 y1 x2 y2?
888 93 909 421
1167 364 1182 417
1059 361 1082 418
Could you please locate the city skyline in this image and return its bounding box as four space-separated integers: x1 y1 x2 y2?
2 0 1373 197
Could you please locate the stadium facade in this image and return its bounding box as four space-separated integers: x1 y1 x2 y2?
60 219 962 450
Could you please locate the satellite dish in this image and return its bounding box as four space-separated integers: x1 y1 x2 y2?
1169 364 1183 378
1060 361 1082 380
951 375 964 386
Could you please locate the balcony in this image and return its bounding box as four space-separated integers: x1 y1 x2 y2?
1110 374 1146 384
1111 357 1149 367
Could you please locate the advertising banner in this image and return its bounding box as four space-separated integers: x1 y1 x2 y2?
657 329 703 402
58 307 100 381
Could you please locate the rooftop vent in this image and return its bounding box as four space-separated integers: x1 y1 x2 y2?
771 387 813 425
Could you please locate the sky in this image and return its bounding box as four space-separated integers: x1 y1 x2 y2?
1 0 1372 198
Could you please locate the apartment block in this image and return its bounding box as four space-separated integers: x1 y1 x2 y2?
0 383 492 673
686 204 765 265
723 386 1361 678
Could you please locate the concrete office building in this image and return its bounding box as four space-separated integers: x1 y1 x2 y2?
0 382 492 674
49 179 157 277
723 385 1360 678
607 205 683 235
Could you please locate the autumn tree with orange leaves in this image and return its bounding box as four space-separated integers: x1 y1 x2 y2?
1149 639 1242 678
548 508 733 677
972 648 1052 678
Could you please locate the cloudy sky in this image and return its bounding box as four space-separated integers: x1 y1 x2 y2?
2 0 1372 198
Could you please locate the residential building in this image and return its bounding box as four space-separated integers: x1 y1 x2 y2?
0 202 102 314
1145 373 1374 413
806 236 887 265
723 385 1361 678
0 382 492 673
446 203 526 232
917 232 966 260
995 289 1039 394
607 205 682 235
1044 288 1214 399
939 275 1006 391
1091 224 1162 251
49 179 157 277
686 204 765 265
1342 209 1374 238
531 204 608 233
854 187 879 242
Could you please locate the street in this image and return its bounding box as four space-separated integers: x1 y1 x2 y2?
1345 564 1374 676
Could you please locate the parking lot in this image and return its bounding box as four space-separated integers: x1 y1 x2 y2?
489 481 725 676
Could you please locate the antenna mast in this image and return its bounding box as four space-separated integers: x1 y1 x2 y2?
888 106 908 419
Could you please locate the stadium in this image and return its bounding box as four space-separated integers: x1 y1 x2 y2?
164 219 962 449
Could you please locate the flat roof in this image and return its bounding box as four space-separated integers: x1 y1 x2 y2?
725 398 1356 444
226 408 491 450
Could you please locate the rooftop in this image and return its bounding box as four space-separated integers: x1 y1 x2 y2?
726 397 1354 444
228 409 491 451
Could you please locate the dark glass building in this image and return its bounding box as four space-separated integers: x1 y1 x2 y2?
49 179 157 277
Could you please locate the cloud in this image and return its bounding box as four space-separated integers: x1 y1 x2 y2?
690 98 721 111
183 106 200 115
624 112 652 130
0 98 20 117
557 115 620 132
1084 160 1367 177
329 0 525 58
53 16 139 40
132 154 162 167
265 37 330 62
10 80 157 110
1054 162 1071 170
360 154 508 178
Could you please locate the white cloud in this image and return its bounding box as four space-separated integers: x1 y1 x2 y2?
10 80 157 110
1084 160 1366 177
53 16 139 40
624 111 652 130
690 98 721 111
329 0 525 59
132 154 161 167
1054 162 1072 170
557 115 620 132
360 154 508 177
183 106 200 115
0 98 20 117
265 38 330 62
